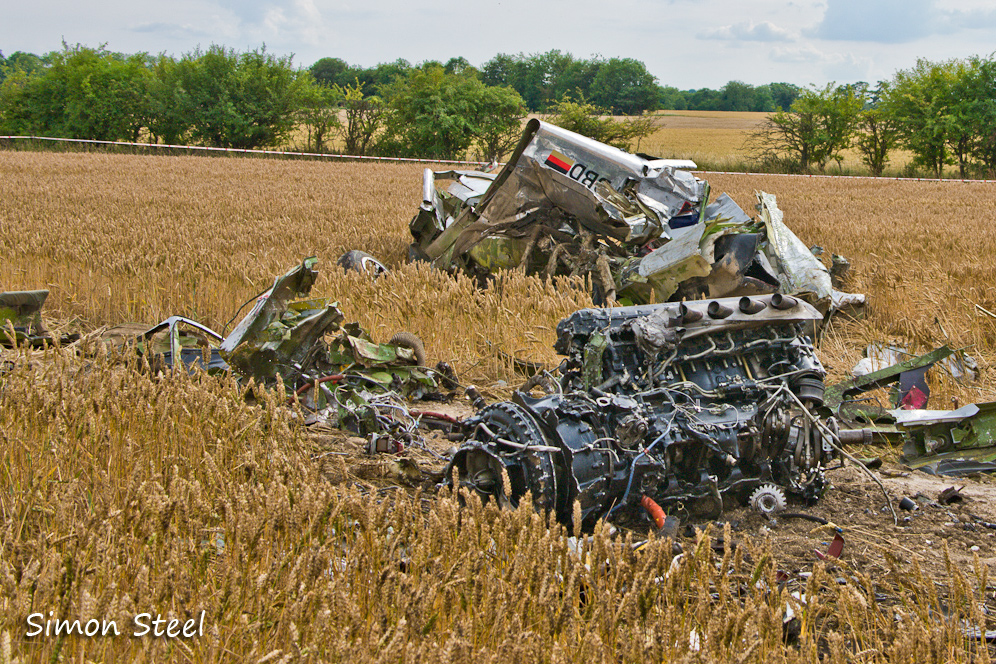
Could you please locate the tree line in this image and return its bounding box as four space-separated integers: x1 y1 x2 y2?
3 44 996 177
748 55 996 178
312 51 801 114
0 44 800 162
0 45 531 161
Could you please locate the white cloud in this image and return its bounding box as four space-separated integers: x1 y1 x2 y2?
770 44 871 83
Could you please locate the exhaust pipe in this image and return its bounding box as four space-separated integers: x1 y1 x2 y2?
739 297 766 314
679 303 703 323
707 301 733 319
770 293 798 310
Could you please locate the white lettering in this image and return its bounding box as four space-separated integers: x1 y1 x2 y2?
166 619 180 638
25 613 43 637
84 619 99 637
182 618 196 638
54 618 82 636
133 613 151 637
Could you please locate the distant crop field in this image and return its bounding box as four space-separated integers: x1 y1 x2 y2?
3 150 996 662
291 110 911 175
636 110 767 164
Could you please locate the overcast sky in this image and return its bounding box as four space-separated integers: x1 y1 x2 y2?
4 0 996 89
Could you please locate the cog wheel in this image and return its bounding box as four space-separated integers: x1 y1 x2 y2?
749 484 787 515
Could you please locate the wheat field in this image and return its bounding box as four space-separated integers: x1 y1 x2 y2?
3 149 996 662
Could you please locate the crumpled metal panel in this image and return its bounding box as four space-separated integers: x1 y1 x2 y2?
428 119 708 265
220 257 321 354
0 290 49 343
757 192 832 312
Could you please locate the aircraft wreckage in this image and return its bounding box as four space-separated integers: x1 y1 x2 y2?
407 118 858 314
24 119 989 531
445 294 874 529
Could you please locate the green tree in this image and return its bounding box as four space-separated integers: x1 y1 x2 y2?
0 44 152 141
146 54 190 144
588 57 660 115
378 66 480 159
481 51 610 112
336 79 384 156
310 57 350 87
657 86 688 110
687 88 720 111
853 83 899 176
546 93 656 151
883 59 957 178
368 59 411 91
720 81 760 112
747 83 862 172
764 82 801 111
553 57 602 103
173 45 306 149
967 56 996 176
444 57 476 77
473 84 526 162
3 51 47 78
298 76 342 152
481 53 517 88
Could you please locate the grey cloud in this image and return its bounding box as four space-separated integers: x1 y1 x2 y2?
770 44 870 82
810 0 937 43
699 21 794 42
770 45 825 64
946 7 996 31
214 0 271 23
130 22 212 40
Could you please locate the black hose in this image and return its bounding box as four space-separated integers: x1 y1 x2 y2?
780 512 829 525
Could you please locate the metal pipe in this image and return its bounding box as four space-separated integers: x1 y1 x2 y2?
836 428 873 445
739 297 766 314
770 293 798 310
707 301 733 319
679 303 703 323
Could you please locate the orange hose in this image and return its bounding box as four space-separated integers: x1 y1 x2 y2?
640 495 666 530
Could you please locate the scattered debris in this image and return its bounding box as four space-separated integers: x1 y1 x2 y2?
824 344 996 477
892 402 996 475
137 316 228 373
0 290 49 346
827 345 957 414
851 343 977 385
446 293 872 530
814 533 845 561
407 119 860 312
749 484 788 515
116 259 449 446
0 290 78 347
337 250 389 278
938 486 965 505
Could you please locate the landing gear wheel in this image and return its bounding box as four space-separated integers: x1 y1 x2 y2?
749 484 787 515
337 250 388 278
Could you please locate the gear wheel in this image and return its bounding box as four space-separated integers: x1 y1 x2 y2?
749 484 787 515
